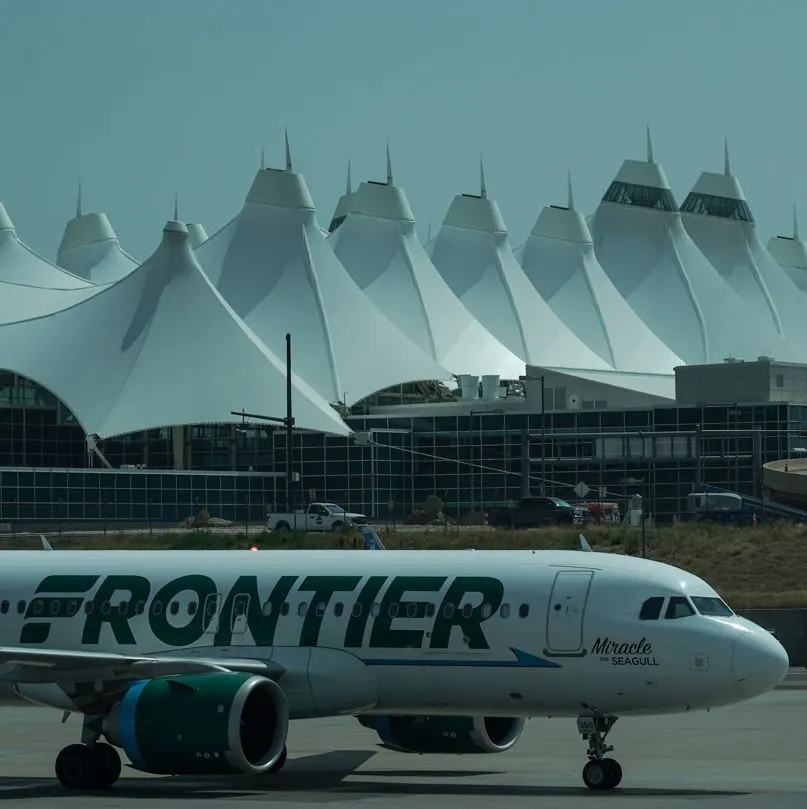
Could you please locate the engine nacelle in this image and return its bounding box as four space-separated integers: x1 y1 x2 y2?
358 715 526 754
103 671 288 776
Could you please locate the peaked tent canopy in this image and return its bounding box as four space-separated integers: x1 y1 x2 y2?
679 141 807 345
426 184 614 373
326 167 526 379
589 133 807 365
0 201 93 289
767 208 807 293
0 219 351 439
56 211 138 284
515 176 683 374
195 146 451 406
186 223 208 249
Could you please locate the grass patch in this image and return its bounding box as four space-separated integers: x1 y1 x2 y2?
4 521 807 608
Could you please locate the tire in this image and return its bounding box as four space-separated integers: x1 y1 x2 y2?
55 743 95 790
582 759 611 790
275 522 291 532
94 743 121 788
330 521 343 532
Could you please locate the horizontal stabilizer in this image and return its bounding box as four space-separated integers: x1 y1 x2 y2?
579 534 593 552
361 525 386 550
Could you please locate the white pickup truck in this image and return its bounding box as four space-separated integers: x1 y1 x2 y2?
266 502 368 532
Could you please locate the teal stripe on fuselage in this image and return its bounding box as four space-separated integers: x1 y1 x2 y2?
363 647 561 668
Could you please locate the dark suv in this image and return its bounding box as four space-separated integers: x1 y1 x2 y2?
488 496 576 528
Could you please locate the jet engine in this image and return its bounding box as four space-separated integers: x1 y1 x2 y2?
358 714 525 754
103 671 288 775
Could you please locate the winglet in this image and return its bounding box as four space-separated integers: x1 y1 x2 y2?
579 533 592 552
361 525 386 550
39 534 53 551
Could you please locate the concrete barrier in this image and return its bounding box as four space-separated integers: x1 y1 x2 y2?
736 608 807 666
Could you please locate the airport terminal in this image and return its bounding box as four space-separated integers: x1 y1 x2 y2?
2 133 807 527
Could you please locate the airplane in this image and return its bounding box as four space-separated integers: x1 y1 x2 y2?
0 542 788 793
360 525 386 550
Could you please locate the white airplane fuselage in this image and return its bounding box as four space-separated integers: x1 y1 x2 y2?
0 547 788 719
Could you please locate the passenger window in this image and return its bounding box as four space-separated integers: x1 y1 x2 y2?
425 603 435 617
1 600 9 614
519 604 529 618
206 599 218 616
151 601 163 616
135 601 145 615
84 601 93 615
315 602 326 617
351 602 362 618
334 602 344 617
262 601 273 617
17 600 26 615
169 601 179 616
370 603 380 617
188 602 197 615
50 600 61 616
298 602 308 617
639 596 664 620
32 600 43 616
406 602 417 618
665 596 695 619
67 599 79 616
462 603 473 619
444 603 454 618
481 602 492 619
118 601 129 616
101 601 111 616
500 604 510 619
280 602 289 616
389 603 399 618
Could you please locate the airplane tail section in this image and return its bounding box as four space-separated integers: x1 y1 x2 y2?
361 525 386 550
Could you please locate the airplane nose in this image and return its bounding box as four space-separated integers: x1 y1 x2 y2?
732 630 789 698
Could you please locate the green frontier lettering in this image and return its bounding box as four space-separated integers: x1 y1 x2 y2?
297 576 361 646
429 576 504 650
213 575 299 647
344 576 387 648
20 575 99 644
149 575 217 647
81 575 151 645
369 576 447 648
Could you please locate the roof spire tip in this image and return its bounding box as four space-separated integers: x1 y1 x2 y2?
76 180 82 218
346 158 352 195
284 128 292 172
723 136 731 176
794 203 800 241
567 169 575 210
480 157 487 198
173 191 179 222
386 140 393 185
646 124 654 164
260 144 265 170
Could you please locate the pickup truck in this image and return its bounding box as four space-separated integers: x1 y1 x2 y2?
266 502 368 532
487 496 576 528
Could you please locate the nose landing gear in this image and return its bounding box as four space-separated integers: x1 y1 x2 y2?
54 742 121 789
577 713 621 791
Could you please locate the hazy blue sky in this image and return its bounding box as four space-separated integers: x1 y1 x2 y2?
1 0 805 261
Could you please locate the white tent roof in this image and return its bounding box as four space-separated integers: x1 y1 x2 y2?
679 144 807 346
426 185 615 374
515 177 683 374
0 218 351 439
0 201 93 289
767 209 807 292
56 211 137 284
195 148 450 406
589 136 807 365
186 223 208 249
325 168 526 379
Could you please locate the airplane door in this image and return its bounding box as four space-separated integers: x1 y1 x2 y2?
231 594 249 635
544 570 594 656
203 593 222 635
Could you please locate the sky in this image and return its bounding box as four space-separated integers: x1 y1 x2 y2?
1 0 806 261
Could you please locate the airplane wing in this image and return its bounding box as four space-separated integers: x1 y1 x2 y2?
0 646 285 684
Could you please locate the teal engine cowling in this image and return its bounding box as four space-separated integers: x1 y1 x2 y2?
358 715 525 753
103 671 288 775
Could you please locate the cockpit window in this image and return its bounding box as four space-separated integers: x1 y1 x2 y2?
665 596 695 619
639 596 664 620
691 596 734 617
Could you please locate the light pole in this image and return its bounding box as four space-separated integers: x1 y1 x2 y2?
231 332 295 513
521 374 546 495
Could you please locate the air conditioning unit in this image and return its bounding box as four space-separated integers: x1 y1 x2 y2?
567 394 581 410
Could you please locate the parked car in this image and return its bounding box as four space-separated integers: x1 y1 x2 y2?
266 502 367 532
488 496 577 528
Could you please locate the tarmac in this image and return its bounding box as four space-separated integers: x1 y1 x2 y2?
0 678 806 808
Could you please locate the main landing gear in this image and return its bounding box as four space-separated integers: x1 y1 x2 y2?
54 714 121 790
576 713 622 791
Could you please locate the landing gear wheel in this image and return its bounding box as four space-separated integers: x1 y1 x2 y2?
602 757 622 787
55 743 96 790
94 742 122 788
583 759 610 790
268 745 288 774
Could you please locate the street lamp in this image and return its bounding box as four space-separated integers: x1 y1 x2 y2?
520 373 546 495
231 332 295 513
